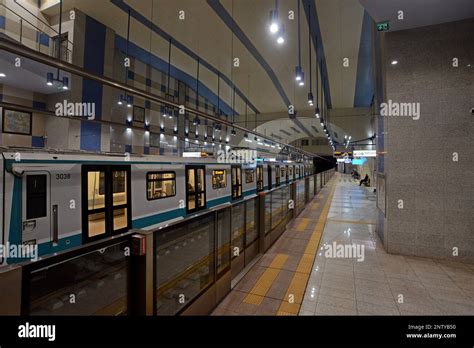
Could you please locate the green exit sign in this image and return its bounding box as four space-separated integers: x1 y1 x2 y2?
376 21 389 32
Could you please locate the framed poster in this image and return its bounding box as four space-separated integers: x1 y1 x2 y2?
376 173 386 216
2 108 32 135
133 106 145 123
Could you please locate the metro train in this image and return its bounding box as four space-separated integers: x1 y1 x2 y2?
0 148 313 265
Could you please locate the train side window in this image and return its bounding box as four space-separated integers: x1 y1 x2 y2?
245 169 254 184
147 172 176 200
257 165 264 192
212 170 227 189
26 175 47 219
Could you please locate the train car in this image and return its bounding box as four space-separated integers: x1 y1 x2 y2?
0 148 303 265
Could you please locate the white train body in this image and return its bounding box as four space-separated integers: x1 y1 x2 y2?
0 149 311 265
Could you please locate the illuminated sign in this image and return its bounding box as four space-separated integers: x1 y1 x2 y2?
353 150 376 157
352 158 367 165
183 152 202 158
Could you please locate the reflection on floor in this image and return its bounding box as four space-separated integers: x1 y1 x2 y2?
212 174 336 315
300 174 474 315
213 173 474 316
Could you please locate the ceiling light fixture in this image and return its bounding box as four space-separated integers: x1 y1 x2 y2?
269 1 280 34
276 25 285 44
295 0 304 86
391 60 398 65
0 73 6 78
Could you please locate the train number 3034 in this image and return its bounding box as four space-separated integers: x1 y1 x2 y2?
55 173 71 180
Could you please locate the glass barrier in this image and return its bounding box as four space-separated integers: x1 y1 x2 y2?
265 192 272 235
309 177 314 198
282 185 290 217
27 241 130 315
271 188 283 230
245 198 258 246
296 180 305 210
155 213 214 315
231 202 245 259
217 208 231 276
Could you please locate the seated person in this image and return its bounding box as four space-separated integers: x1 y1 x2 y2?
359 174 369 186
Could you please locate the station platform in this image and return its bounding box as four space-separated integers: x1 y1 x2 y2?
213 174 474 316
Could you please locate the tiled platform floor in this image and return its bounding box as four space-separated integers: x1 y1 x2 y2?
300 174 474 315
213 173 474 316
212 174 337 315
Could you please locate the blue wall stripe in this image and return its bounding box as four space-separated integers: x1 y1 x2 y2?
303 0 332 109
115 36 236 117
110 0 259 115
354 10 375 107
81 15 106 151
0 15 5 29
32 136 45 148
32 101 46 110
207 0 291 108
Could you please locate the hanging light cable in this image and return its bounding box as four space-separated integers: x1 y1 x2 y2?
315 38 320 118
295 0 304 86
307 2 313 105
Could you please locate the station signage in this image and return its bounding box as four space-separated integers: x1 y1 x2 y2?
376 21 389 32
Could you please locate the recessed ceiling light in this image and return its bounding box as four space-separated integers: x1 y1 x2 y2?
0 73 6 77
391 60 398 65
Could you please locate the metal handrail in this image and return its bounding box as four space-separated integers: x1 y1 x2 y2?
0 2 72 60
0 37 326 163
12 0 74 48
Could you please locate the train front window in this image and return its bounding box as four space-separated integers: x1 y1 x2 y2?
147 172 176 200
212 170 226 189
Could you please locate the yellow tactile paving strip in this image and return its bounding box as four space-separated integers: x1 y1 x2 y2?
295 218 310 232
243 253 289 305
276 180 337 316
212 173 337 315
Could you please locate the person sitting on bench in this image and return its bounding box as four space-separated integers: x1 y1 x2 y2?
359 174 369 186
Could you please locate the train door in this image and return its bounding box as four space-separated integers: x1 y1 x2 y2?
82 165 131 243
267 165 272 190
186 165 206 213
231 165 242 199
292 165 296 181
285 165 289 184
256 165 264 192
22 172 51 245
